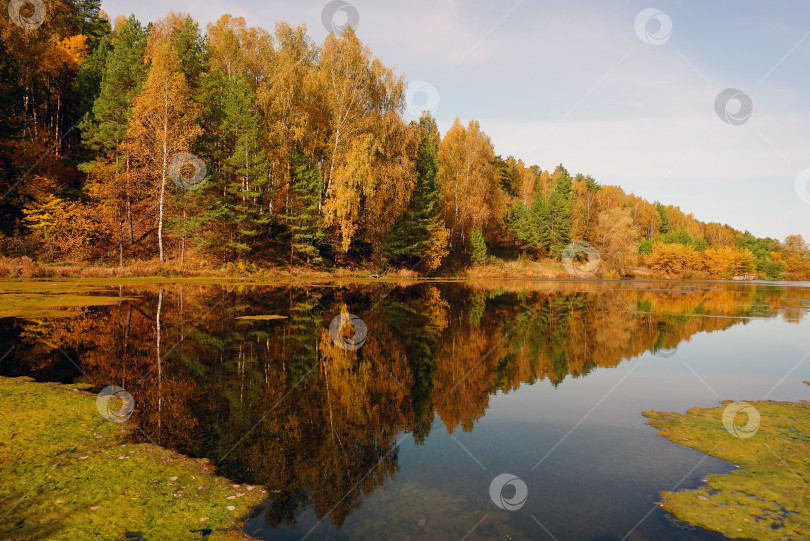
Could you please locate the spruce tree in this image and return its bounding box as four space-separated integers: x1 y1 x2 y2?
507 200 537 253
288 150 325 265
547 164 573 257
532 191 552 253
470 229 488 265
384 112 444 268
80 16 148 155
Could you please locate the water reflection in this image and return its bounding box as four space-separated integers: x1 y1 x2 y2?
1 281 808 539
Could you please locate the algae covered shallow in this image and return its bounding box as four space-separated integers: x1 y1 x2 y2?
0 376 266 540
644 387 810 540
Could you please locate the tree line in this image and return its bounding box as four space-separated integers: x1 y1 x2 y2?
1 3 809 278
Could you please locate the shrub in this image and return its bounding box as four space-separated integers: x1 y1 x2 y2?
470 230 488 265
639 239 653 255
703 246 756 279
645 243 701 276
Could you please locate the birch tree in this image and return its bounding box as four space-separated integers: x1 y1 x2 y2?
129 18 201 261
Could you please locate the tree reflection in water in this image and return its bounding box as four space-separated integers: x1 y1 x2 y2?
1 281 808 533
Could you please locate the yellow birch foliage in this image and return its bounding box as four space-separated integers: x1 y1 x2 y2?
22 193 98 258
703 246 756 278
627 195 660 240
128 20 202 259
645 243 702 276
593 207 639 273
319 28 414 252
438 119 503 248
571 177 598 240
326 135 372 251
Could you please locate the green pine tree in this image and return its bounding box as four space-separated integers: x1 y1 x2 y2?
656 203 670 234
173 16 208 90
470 229 488 265
384 112 444 269
70 0 111 51
547 164 572 258
221 74 270 243
288 150 325 265
80 15 148 155
507 200 537 253
190 71 270 260
77 16 148 252
73 41 109 129
531 193 552 253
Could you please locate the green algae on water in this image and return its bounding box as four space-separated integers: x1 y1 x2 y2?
644 390 810 540
0 377 266 540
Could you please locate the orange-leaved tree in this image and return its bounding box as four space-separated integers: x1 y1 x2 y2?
703 246 756 279
645 243 702 277
438 119 503 252
593 207 639 275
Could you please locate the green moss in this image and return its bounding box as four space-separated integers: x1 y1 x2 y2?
0 293 138 319
643 392 810 540
0 377 266 540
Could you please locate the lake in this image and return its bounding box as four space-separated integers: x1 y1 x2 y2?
1 279 808 540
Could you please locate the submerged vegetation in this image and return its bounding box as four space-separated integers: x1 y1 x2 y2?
644 389 810 540
2 3 810 279
0 376 266 540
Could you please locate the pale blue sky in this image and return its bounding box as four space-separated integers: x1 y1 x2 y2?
101 0 810 241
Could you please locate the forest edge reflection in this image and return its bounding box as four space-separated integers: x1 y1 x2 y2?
0 280 809 539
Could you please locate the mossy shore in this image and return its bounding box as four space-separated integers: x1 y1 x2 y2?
0 377 266 540
643 388 809 540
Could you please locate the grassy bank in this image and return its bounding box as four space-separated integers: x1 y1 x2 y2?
0 377 266 540
1 255 788 282
3 255 809 282
0 255 574 281
643 388 809 540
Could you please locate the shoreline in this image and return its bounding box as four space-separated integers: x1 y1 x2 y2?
1 259 808 284
0 376 267 541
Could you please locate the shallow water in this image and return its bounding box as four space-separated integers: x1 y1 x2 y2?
1 279 809 540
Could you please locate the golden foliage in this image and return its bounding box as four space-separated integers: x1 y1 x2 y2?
318 28 414 253
438 119 503 249
423 225 450 272
593 207 639 273
22 194 99 259
703 246 756 279
645 243 702 276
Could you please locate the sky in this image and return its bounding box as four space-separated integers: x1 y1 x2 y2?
99 0 810 241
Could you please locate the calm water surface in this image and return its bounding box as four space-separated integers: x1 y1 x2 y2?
2 279 809 541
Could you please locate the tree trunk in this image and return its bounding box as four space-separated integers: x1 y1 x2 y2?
156 287 163 442
180 207 186 266
118 202 124 268
126 154 133 244
158 118 167 262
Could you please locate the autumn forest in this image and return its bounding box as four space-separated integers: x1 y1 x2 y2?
2 1 809 279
